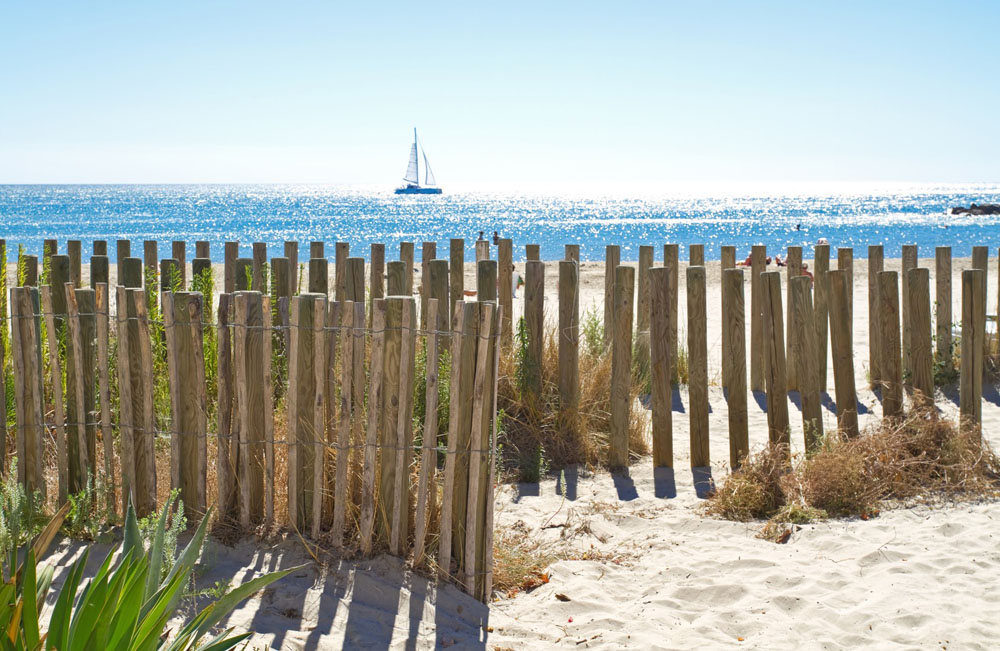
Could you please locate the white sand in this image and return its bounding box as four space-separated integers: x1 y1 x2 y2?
32 255 1000 648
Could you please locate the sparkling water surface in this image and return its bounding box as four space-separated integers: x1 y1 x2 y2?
2 184 1000 262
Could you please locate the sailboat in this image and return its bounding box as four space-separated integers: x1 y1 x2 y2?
395 128 443 195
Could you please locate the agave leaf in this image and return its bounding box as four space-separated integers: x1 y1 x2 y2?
193 565 306 639
46 549 88 651
131 569 190 651
21 551 40 649
193 629 252 651
15 502 71 586
0 582 15 632
6 600 22 644
122 499 143 563
35 564 54 609
141 505 213 624
144 496 172 602
105 556 148 650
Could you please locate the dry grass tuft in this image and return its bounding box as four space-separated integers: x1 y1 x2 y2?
707 409 1000 529
497 325 648 480
491 521 558 598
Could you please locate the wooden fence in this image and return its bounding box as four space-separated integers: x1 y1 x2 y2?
0 238 500 602
0 236 996 601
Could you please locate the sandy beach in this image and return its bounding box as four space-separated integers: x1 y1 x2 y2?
30 252 1000 649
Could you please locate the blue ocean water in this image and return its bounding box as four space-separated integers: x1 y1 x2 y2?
2 184 1000 262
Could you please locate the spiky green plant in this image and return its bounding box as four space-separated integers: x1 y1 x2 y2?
1 499 300 650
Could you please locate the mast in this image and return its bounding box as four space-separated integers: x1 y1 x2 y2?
414 128 419 187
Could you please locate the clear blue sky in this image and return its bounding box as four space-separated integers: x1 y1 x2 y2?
2 1 998 190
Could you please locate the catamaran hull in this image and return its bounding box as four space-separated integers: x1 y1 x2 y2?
395 187 443 195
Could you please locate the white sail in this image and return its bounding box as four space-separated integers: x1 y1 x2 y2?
423 152 437 186
403 143 419 184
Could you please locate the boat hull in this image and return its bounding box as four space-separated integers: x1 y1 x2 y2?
395 187 442 195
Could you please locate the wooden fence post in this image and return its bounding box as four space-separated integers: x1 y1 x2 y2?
750 245 767 392
878 271 903 419
400 241 414 295
67 240 82 288
11 287 45 499
438 301 475 578
972 246 989 360
287 293 327 531
232 258 251 292
688 244 704 267
39 286 68 501
164 291 207 516
477 259 497 302
636 245 653 378
130 288 157 516
310 241 324 259
336 242 350 301
450 239 464 324
837 247 853 343
604 245 620 345
224 241 239 293
558 260 579 436
565 244 580 263
814 243 830 391
960 269 985 433
687 266 709 468
868 245 884 388
720 246 736 391
216 293 237 520
429 259 450 335
95 283 114 512
761 271 790 451
413 298 439 564
785 246 802 391
332 300 361 547
464 301 496 599
498 238 513 346
649 267 674 468
525 244 540 261
664 244 679 384
610 265 634 470
65 285 96 494
828 270 859 438
93 240 107 256
309 258 328 295
790 276 822 453
936 246 952 370
116 240 130 283
91 255 109 288
908 268 934 408
172 240 187 287
421 242 436 329
370 243 385 324
901 244 917 382
390 298 418 554
387 260 406 296
252 242 267 293
524 260 545 395
195 240 210 259
722 268 749 468
649 268 672 468
284 241 299 294
475 239 490 262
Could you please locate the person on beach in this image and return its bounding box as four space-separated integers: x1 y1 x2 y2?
738 254 752 266
493 231 499 245
802 262 814 282
514 270 523 298
765 255 773 266
775 254 786 267
478 231 485 241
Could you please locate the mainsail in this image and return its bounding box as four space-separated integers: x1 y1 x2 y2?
423 152 436 186
403 143 419 184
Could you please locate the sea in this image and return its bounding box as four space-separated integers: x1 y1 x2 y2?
2 183 1000 262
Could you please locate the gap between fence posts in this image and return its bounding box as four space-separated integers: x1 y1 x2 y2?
879 271 903 418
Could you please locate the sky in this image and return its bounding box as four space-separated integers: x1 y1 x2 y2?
1 1 999 191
